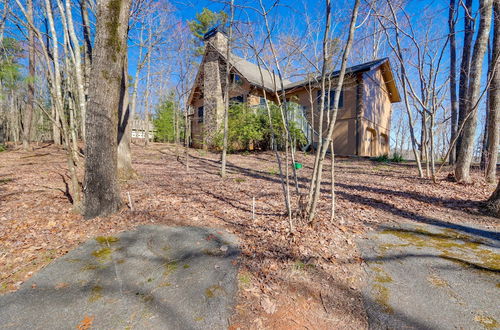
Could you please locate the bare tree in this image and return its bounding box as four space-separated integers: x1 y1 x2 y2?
455 0 493 183
448 0 458 164
84 0 132 219
22 0 34 151
456 0 474 157
485 0 500 183
307 0 361 223
220 0 234 178
371 1 424 178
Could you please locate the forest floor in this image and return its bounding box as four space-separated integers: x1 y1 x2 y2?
0 142 498 329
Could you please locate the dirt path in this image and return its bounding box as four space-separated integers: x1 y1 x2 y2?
358 221 500 329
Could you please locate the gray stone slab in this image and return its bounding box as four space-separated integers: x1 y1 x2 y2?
0 225 240 329
358 221 500 330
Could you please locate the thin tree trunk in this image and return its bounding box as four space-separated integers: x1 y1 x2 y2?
65 0 87 141
44 0 81 208
308 0 360 223
143 21 153 147
486 0 500 183
306 0 332 212
455 0 493 183
80 0 92 102
449 0 458 164
330 140 335 221
374 1 425 177
22 0 34 151
481 38 492 171
84 0 131 219
220 0 234 178
456 0 474 157
118 25 145 177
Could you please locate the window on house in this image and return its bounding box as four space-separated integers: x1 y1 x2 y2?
317 89 343 109
230 73 243 85
230 95 244 104
259 97 267 106
198 106 204 123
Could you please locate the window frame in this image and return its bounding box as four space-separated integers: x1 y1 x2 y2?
197 106 204 123
317 89 344 110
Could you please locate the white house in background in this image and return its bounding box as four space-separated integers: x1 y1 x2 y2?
131 115 155 140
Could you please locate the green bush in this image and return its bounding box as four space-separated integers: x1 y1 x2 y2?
214 102 306 152
391 152 404 163
0 144 6 152
374 154 389 163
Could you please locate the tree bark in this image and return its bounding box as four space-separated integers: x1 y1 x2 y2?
117 55 137 179
22 0 35 151
456 0 474 157
307 0 360 223
485 0 500 182
118 25 145 179
143 21 153 147
484 178 500 217
455 0 493 183
80 0 92 103
449 0 458 164
220 0 234 178
84 0 131 219
64 0 87 141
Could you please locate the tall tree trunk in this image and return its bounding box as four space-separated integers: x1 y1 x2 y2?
22 0 35 151
65 0 87 141
117 55 136 179
485 0 500 183
143 21 153 147
44 0 81 207
307 0 360 223
455 0 493 183
80 0 92 103
484 178 500 216
456 0 474 157
84 0 131 219
480 38 492 170
449 0 458 164
220 0 234 178
306 0 332 212
118 25 145 179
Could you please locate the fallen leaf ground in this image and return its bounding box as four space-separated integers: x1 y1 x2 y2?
0 143 497 329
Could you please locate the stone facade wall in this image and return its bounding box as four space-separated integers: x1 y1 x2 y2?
202 45 224 147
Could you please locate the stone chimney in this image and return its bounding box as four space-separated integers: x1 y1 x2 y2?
203 27 228 55
202 27 227 147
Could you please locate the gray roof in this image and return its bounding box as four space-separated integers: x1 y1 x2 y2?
284 58 390 90
191 42 396 103
225 55 389 91
226 53 292 91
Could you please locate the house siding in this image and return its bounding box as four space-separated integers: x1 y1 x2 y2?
188 32 397 156
359 68 392 156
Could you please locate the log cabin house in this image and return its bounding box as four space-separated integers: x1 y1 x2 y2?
187 28 401 157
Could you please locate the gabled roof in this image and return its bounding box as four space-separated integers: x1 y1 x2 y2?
188 45 400 105
228 53 292 91
282 58 401 103
284 58 388 90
